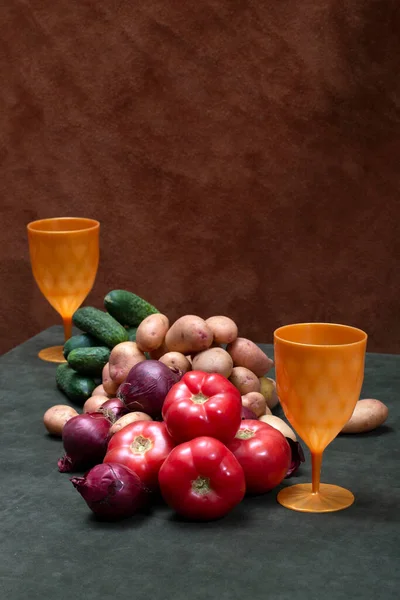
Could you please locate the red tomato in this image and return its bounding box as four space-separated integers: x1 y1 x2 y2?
227 420 291 494
162 371 242 444
158 437 246 520
104 421 174 490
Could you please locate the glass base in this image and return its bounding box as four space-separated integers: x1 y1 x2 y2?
38 346 66 363
277 483 355 513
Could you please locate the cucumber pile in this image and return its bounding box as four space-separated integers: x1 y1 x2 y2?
57 290 159 405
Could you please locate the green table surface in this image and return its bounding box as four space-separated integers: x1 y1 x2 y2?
1 326 399 600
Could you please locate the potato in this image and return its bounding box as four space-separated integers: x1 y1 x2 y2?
192 348 233 378
109 341 146 384
229 366 261 394
43 405 78 437
165 315 213 354
136 313 170 352
227 337 273 377
205 316 238 344
259 414 297 441
102 362 119 396
259 377 279 409
83 395 107 413
242 392 269 418
92 384 109 397
159 352 192 374
149 341 169 360
109 411 152 436
341 399 388 434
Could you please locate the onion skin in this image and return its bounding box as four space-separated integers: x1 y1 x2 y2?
285 438 305 478
241 406 258 420
58 413 111 473
117 360 182 418
71 462 148 520
99 398 129 423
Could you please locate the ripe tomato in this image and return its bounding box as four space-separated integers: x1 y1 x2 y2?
162 371 242 444
104 421 174 490
158 437 246 520
227 420 291 494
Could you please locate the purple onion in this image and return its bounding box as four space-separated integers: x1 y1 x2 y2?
58 413 111 473
99 398 129 423
117 360 182 418
71 463 148 520
241 406 258 420
285 438 306 478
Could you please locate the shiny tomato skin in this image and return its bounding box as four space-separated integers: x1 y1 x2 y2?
162 371 242 444
104 421 174 490
158 436 246 520
227 420 291 494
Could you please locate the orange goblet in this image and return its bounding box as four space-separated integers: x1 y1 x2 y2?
27 217 100 363
274 323 367 513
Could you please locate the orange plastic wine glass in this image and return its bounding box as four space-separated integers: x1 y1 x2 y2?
27 217 100 363
274 323 367 513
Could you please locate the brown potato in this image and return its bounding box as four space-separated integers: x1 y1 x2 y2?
102 362 119 396
159 352 192 374
259 414 297 441
149 341 169 360
242 392 269 417
227 338 273 377
165 315 213 354
259 377 279 409
83 395 107 413
136 313 170 352
229 366 261 395
341 399 388 434
192 348 233 378
205 316 238 344
92 384 109 397
43 405 78 437
109 412 152 436
109 341 146 384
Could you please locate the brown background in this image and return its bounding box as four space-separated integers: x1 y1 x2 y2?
1 0 399 356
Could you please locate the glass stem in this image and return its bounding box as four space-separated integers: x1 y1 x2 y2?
63 316 72 342
311 452 323 494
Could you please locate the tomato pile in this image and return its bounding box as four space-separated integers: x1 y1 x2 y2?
50 369 303 521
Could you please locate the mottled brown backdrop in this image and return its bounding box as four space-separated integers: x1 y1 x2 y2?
1 0 399 355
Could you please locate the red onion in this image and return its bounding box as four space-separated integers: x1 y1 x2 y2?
241 406 258 420
285 438 306 478
70 462 148 520
99 398 128 423
117 360 182 418
58 413 111 473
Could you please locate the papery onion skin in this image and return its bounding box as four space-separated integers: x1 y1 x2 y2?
285 438 305 478
99 398 129 423
241 406 258 420
117 360 182 418
58 412 111 473
71 462 148 520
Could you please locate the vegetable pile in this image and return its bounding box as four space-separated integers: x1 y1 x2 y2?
44 289 387 522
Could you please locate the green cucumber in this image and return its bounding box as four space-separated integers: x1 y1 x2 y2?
67 347 110 377
104 290 159 327
63 333 102 359
126 326 138 342
72 306 128 348
56 363 96 405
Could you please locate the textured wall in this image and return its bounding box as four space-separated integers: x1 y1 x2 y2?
1 0 399 355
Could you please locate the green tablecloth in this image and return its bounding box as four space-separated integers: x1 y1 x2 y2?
1 327 399 599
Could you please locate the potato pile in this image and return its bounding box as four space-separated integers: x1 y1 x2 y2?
83 313 278 423
45 306 389 438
